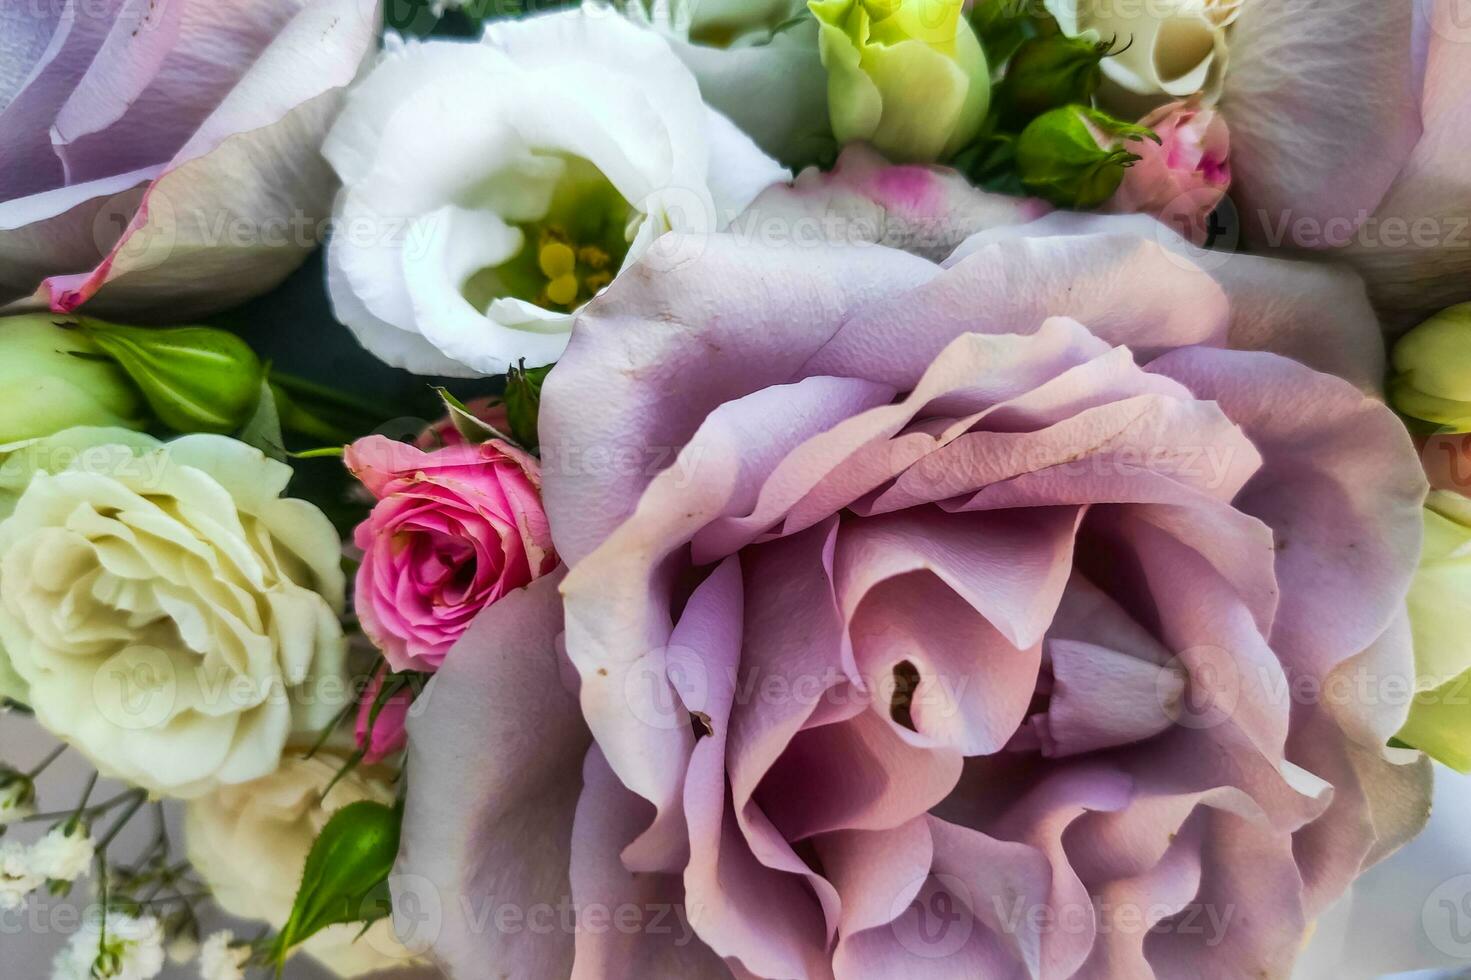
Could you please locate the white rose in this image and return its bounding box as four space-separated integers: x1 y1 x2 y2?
0 429 347 799
323 6 789 378
1045 0 1243 100
185 751 419 978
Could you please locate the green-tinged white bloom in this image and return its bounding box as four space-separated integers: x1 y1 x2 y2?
0 841 43 909
186 750 419 977
620 0 833 166
1398 491 1471 770
323 8 786 377
809 0 989 162
198 932 248 980
0 428 348 799
1043 0 1242 101
27 824 95 882
51 912 165 980
1392 303 1471 431
0 316 144 444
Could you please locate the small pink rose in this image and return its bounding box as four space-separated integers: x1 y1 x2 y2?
354 669 411 765
346 435 557 672
1106 101 1231 245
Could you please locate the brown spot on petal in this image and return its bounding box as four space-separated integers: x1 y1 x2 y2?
690 710 714 741
890 660 920 732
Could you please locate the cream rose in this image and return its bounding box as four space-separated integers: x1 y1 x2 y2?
1045 0 1242 100
185 750 419 978
0 428 347 798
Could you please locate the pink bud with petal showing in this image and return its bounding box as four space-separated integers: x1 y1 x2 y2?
1105 100 1231 245
354 670 412 764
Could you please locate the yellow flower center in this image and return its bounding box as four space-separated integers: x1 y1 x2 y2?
533 228 615 311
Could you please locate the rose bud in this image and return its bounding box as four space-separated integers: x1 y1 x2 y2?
1016 104 1160 208
78 319 265 435
0 316 145 443
996 33 1108 128
1392 303 1471 432
809 0 990 162
1103 101 1231 245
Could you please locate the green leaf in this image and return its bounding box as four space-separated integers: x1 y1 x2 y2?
432 387 512 446
238 380 286 461
78 319 264 434
270 800 402 973
504 362 553 452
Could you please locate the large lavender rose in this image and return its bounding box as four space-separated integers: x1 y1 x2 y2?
396 214 1430 978
0 0 377 318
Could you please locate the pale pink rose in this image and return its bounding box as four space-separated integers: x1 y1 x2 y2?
0 0 377 318
354 669 411 765
1105 102 1230 246
346 435 557 673
396 217 1429 978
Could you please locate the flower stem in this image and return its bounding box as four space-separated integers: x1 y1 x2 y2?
27 743 67 778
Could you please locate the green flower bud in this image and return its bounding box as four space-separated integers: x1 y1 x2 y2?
78 319 265 435
1391 303 1471 431
0 768 37 826
1397 491 1471 771
504 360 553 452
809 0 991 163
1015 104 1158 209
0 315 144 443
997 33 1108 128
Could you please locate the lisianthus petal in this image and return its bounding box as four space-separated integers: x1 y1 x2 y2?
663 18 831 166
1342 0 1471 327
813 227 1229 388
1151 348 1427 682
542 234 936 564
850 571 1041 755
702 106 792 221
0 0 119 200
739 143 1049 263
53 0 304 183
394 570 587 978
28 0 378 318
1222 0 1421 248
569 748 732 980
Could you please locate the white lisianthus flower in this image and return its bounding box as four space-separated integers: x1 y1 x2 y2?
28 824 95 883
0 841 43 910
186 751 418 978
51 912 166 980
0 428 348 800
1044 0 1243 101
619 0 832 165
323 6 789 377
198 932 248 980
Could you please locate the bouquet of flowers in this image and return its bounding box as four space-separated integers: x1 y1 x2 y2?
1 0 1469 977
